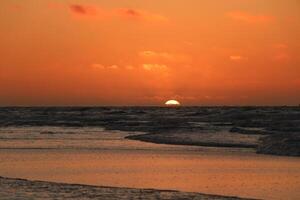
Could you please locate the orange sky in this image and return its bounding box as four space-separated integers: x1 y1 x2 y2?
0 0 299 106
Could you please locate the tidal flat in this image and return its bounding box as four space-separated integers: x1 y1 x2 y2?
1 106 299 156
0 107 299 199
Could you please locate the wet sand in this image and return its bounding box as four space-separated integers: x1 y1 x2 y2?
0 176 250 200
1 148 300 199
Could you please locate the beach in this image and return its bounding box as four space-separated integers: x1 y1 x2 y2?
0 107 299 199
0 176 251 200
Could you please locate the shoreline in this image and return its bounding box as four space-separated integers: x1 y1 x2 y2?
124 131 300 157
125 132 258 149
1 107 299 157
0 176 255 200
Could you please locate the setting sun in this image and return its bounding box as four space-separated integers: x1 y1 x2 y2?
165 100 181 106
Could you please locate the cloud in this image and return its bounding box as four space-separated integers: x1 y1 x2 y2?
91 64 119 70
117 8 142 18
229 55 248 61
69 4 98 16
108 65 119 69
91 63 138 70
68 4 167 22
91 64 105 69
116 8 168 22
140 51 173 60
228 11 274 24
139 51 190 62
172 95 197 101
142 64 168 71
